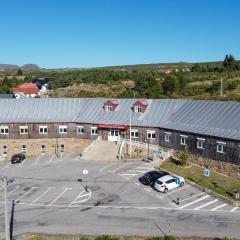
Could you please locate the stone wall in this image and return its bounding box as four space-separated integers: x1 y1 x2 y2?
0 138 92 161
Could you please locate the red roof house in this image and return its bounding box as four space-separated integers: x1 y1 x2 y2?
13 83 39 97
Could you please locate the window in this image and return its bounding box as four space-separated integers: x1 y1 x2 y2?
41 145 46 154
20 126 28 134
91 127 98 135
39 126 48 134
164 132 171 142
0 126 9 135
77 126 84 134
3 145 7 155
105 105 113 112
197 138 205 149
22 145 27 153
180 135 188 145
217 141 226 153
147 130 156 139
60 144 64 152
134 105 142 113
59 125 67 134
131 129 139 138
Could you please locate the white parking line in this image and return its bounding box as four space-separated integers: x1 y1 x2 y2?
193 199 218 210
210 203 227 211
179 195 210 209
15 187 38 202
135 182 140 186
230 207 239 212
17 159 28 168
144 188 151 192
30 187 55 204
180 192 205 203
69 189 91 206
31 156 41 166
8 186 21 195
110 163 133 172
3 162 11 169
159 185 190 199
58 152 75 162
99 163 118 172
46 155 55 164
48 188 72 206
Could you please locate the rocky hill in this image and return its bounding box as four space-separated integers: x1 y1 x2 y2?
0 63 40 70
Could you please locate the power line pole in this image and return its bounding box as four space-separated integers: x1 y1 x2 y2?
1 175 12 240
220 78 223 96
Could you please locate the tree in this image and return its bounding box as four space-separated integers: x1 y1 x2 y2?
16 69 23 76
162 75 178 95
179 146 189 166
223 54 237 71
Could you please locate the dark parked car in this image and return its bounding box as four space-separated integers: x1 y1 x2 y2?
11 153 26 164
139 170 168 186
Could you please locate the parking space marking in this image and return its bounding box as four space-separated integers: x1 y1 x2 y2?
46 155 55 164
8 186 21 195
110 163 133 173
179 195 210 209
31 156 42 166
69 189 92 206
3 162 11 169
135 182 140 186
193 199 218 210
159 185 190 199
99 163 118 172
30 187 55 204
57 152 75 162
179 192 205 203
144 187 151 192
17 159 28 168
48 188 72 206
15 187 38 203
210 203 227 211
230 207 239 212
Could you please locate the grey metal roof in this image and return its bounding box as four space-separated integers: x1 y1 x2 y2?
0 98 240 140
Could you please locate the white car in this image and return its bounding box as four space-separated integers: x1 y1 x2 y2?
154 174 185 193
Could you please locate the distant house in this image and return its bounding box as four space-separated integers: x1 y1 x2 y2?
13 83 40 98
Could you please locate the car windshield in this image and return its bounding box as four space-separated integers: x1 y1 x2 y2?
156 180 163 185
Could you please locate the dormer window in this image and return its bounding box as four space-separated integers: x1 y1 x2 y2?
105 105 113 112
104 100 119 112
132 100 148 113
134 105 142 113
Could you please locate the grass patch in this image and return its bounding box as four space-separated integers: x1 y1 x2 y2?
161 159 240 201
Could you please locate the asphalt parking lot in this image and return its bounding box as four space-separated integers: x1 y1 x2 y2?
0 153 240 238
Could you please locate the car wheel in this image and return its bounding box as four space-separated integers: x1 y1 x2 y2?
164 188 168 193
180 182 184 187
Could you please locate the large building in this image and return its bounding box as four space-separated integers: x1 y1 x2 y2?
0 98 240 165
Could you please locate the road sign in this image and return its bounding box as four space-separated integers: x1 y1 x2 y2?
204 168 209 177
83 169 88 175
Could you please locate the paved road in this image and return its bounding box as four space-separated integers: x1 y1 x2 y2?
0 154 239 239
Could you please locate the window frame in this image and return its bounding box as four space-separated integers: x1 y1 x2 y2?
39 126 48 134
0 126 9 135
197 138 205 149
217 141 226 153
59 125 67 134
147 130 156 140
180 135 188 145
134 105 142 113
20 126 28 135
131 129 139 139
77 126 85 134
91 127 98 135
164 132 171 142
105 105 113 112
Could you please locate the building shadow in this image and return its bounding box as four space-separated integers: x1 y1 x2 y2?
10 200 15 240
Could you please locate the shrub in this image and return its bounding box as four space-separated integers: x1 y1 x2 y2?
179 146 189 166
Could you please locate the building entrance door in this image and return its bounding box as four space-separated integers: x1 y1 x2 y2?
108 129 120 142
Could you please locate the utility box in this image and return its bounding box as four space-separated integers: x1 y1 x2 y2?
233 190 240 200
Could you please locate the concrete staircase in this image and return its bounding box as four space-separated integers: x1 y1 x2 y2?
81 140 120 161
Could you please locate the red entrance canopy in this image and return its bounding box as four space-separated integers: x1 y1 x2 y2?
97 124 128 130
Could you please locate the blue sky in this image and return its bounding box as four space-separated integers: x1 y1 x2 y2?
0 0 239 68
